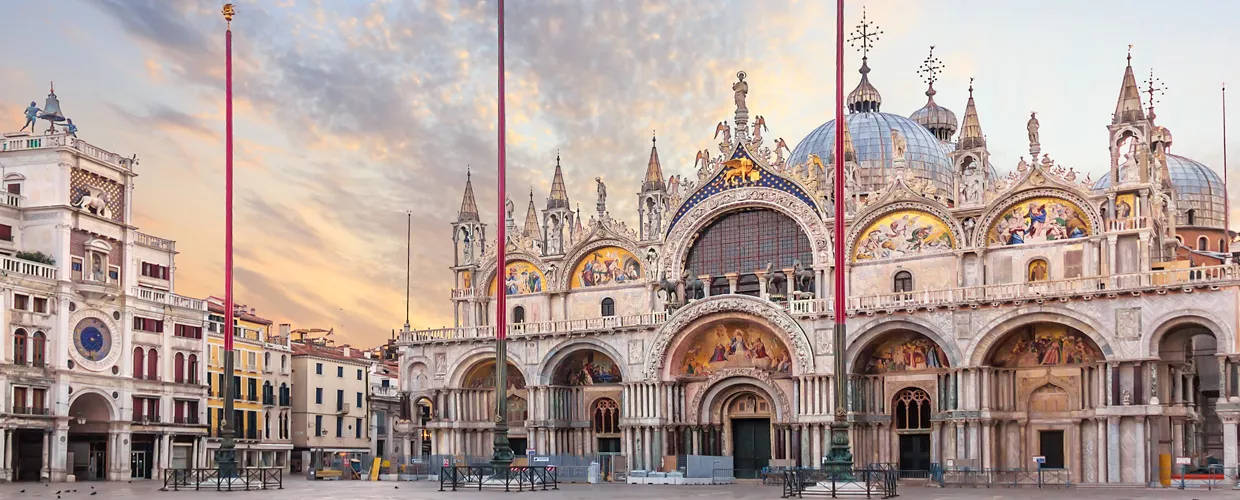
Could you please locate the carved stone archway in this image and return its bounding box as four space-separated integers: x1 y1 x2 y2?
691 369 791 424
663 187 831 278
645 295 814 379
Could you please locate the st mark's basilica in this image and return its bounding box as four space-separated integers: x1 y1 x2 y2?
394 29 1240 486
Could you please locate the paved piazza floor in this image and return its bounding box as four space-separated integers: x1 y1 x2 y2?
0 479 1236 499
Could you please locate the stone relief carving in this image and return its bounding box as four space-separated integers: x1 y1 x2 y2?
526 341 538 361
644 295 814 379
688 367 791 425
816 329 832 355
628 339 644 365
1115 308 1141 340
434 353 447 375
953 311 973 340
665 187 831 277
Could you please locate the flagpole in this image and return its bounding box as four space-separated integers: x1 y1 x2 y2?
825 0 853 472
217 2 238 478
491 0 514 470
1224 83 1230 238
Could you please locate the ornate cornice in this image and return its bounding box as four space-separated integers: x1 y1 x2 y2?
664 187 830 278
643 295 814 379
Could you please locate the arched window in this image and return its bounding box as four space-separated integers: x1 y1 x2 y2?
893 388 931 431
174 352 185 383
281 354 288 372
147 347 159 380
1220 239 1228 253
1187 209 1197 226
263 381 273 405
593 398 620 434
1027 259 1049 282
280 383 290 406
133 346 145 378
512 306 525 324
600 298 615 317
893 271 913 293
13 329 28 366
264 352 271 369
188 354 199 384
265 412 271 439
1198 236 1209 251
686 208 814 293
31 331 45 368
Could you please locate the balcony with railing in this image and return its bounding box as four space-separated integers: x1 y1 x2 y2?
131 286 206 311
1106 217 1150 232
133 414 162 424
398 264 1240 344
2 133 132 170
0 192 22 209
3 255 56 280
370 384 400 399
135 232 176 252
174 415 200 425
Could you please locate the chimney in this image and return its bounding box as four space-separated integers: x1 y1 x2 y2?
280 323 291 337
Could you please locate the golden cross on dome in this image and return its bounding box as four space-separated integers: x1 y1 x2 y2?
1144 68 1166 110
848 7 882 59
918 46 944 87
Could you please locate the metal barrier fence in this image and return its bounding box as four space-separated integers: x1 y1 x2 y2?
438 465 559 492
1174 465 1240 490
780 468 898 499
938 467 1071 488
388 454 614 482
161 467 284 491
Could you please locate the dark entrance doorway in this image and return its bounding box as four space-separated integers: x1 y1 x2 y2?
731 418 771 479
68 435 108 481
508 437 528 456
14 430 45 482
130 434 154 479
897 434 931 473
1038 430 1065 469
597 437 621 453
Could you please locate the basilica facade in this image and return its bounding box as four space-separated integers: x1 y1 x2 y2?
396 47 1240 486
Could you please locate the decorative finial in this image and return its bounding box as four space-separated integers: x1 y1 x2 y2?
49 81 55 94
1127 44 1133 64
556 150 560 166
223 3 236 28
529 188 534 200
1144 68 1166 114
466 166 470 179
968 77 974 98
918 45 944 92
652 130 657 145
848 7 883 60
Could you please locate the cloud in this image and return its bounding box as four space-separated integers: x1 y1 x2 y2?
109 102 219 141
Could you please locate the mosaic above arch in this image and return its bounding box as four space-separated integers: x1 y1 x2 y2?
667 143 820 235
462 360 527 390
859 331 950 374
675 319 792 377
552 349 622 385
988 324 1102 368
853 209 955 261
988 196 1090 246
488 260 545 296
570 246 641 288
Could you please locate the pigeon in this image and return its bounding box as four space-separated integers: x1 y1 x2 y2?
90 492 98 496
19 489 25 493
56 491 61 494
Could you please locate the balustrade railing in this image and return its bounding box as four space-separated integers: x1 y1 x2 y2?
131 286 207 310
2 133 130 169
399 264 1240 344
136 231 177 251
3 255 56 280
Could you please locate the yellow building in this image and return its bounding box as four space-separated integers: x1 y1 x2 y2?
202 297 291 469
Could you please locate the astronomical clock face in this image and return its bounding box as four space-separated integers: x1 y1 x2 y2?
71 316 118 371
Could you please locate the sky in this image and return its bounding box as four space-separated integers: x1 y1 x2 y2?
1 0 1237 347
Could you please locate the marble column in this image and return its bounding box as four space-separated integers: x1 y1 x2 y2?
1223 418 1238 471
1107 417 1120 483
1096 418 1107 483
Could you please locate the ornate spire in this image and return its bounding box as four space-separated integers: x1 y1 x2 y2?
1113 45 1146 124
910 46 957 142
957 78 986 150
457 169 480 222
846 8 883 113
547 151 570 210
523 189 542 240
574 204 584 235
643 132 665 191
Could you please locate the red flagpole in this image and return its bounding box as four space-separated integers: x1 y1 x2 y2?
224 8 235 354
1224 83 1230 235
496 0 506 340
833 0 845 322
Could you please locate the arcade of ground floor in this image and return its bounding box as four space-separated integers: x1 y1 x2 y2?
0 424 211 483
0 476 1236 498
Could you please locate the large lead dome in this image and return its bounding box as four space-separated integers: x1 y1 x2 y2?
788 111 956 197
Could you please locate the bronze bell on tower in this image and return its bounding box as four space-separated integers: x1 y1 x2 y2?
39 81 65 133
